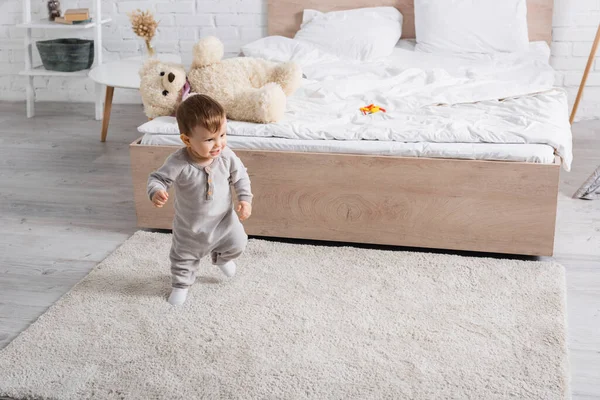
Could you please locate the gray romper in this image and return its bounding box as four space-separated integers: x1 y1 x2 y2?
147 147 253 288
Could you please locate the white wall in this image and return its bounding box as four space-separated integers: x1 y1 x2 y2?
0 0 597 120
551 0 600 120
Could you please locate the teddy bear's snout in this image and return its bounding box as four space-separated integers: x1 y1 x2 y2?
161 71 183 92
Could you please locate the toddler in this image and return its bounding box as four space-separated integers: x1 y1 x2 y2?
147 94 253 306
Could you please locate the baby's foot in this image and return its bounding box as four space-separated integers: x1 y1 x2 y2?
217 261 236 277
168 287 189 306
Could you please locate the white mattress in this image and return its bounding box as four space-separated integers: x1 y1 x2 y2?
138 38 570 167
140 133 557 164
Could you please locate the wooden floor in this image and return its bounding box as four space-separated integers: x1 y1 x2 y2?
0 101 598 399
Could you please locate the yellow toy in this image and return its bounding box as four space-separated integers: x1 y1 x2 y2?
360 104 386 115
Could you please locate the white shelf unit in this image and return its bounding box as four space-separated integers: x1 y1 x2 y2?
19 66 90 77
17 17 111 30
19 0 110 118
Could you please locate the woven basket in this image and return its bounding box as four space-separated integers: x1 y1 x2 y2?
36 38 94 72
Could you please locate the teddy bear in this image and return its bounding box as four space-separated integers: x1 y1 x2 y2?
187 36 302 123
138 60 188 119
138 36 302 123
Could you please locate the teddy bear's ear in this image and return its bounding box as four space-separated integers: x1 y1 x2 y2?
139 59 161 78
192 36 224 68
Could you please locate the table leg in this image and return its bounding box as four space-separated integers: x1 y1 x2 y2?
101 86 114 142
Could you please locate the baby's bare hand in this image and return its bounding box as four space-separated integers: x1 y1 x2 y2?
236 201 252 221
152 190 169 208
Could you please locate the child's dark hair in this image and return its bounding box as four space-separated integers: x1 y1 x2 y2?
176 94 225 136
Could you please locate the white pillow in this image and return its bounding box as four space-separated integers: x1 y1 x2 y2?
414 0 529 54
138 116 180 135
293 7 403 61
241 35 340 67
241 36 299 63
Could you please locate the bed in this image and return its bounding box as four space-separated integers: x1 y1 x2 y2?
130 0 570 256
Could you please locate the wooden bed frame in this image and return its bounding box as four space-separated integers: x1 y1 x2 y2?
130 0 560 256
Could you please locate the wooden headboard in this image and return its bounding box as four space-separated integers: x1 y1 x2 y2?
267 0 553 44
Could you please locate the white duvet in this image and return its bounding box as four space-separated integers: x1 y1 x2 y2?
236 37 572 170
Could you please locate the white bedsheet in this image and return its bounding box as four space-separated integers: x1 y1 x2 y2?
140 133 557 164
236 37 573 170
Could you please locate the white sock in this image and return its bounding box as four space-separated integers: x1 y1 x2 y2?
168 287 189 306
217 261 236 277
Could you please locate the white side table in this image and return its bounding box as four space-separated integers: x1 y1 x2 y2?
88 54 181 142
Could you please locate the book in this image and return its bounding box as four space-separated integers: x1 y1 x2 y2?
64 8 89 21
54 17 92 25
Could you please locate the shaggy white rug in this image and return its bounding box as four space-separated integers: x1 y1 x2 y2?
0 231 569 399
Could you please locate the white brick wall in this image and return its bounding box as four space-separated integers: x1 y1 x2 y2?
0 0 597 120
550 0 600 120
0 0 266 105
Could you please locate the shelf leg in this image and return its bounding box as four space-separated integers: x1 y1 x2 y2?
26 76 34 118
23 0 33 118
95 82 103 120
